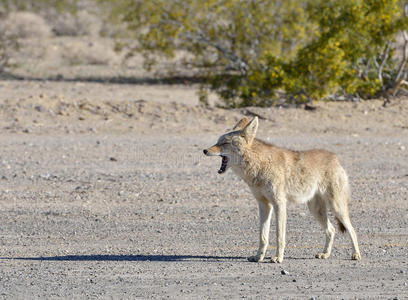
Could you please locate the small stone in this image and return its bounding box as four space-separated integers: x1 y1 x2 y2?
281 269 289 275
34 105 45 112
109 157 117 162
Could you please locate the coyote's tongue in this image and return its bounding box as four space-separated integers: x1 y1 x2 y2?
218 156 228 174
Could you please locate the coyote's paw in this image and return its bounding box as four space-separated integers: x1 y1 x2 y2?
352 252 361 260
247 254 264 262
315 252 330 259
271 256 283 264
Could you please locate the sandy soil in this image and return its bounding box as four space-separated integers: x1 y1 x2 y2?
0 76 407 299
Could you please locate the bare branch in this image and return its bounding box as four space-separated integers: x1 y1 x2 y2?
159 2 249 74
182 31 249 74
376 41 391 87
395 31 408 83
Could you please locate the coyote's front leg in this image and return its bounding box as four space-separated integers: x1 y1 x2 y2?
248 198 272 262
271 200 286 263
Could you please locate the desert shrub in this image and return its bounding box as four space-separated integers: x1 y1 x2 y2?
49 10 102 36
1 11 53 39
0 0 100 37
0 22 18 72
0 0 78 14
101 0 313 70
101 0 408 106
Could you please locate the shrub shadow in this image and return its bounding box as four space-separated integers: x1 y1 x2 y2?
0 72 206 85
2 254 247 262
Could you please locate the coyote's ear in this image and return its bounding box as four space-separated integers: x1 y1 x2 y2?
241 117 258 144
232 117 249 130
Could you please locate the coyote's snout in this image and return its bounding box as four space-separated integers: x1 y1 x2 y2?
203 145 229 174
203 117 361 263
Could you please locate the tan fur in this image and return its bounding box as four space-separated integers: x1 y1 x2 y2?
204 117 361 263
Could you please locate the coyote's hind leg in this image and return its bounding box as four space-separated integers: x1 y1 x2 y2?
308 195 335 259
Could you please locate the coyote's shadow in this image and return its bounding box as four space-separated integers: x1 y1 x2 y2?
2 254 247 262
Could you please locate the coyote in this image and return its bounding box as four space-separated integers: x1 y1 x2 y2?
203 117 361 263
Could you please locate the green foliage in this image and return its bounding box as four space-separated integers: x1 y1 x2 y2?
102 0 313 66
208 0 408 106
282 0 407 102
100 0 315 86
105 0 408 106
1 0 403 105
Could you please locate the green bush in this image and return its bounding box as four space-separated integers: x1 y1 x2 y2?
212 0 408 106
280 0 408 103
102 0 408 106
100 0 316 104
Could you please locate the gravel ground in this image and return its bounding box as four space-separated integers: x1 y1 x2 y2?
0 80 407 299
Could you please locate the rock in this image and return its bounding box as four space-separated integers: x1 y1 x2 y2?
34 105 45 112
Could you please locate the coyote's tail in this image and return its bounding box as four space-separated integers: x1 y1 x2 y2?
336 217 347 233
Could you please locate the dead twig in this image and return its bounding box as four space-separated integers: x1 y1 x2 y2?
394 31 408 85
377 41 391 86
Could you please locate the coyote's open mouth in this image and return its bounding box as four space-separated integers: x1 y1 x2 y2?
218 155 229 174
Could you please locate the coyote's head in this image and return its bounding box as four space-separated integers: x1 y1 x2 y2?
203 116 258 174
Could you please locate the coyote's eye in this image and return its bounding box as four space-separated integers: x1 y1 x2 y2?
232 138 240 146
